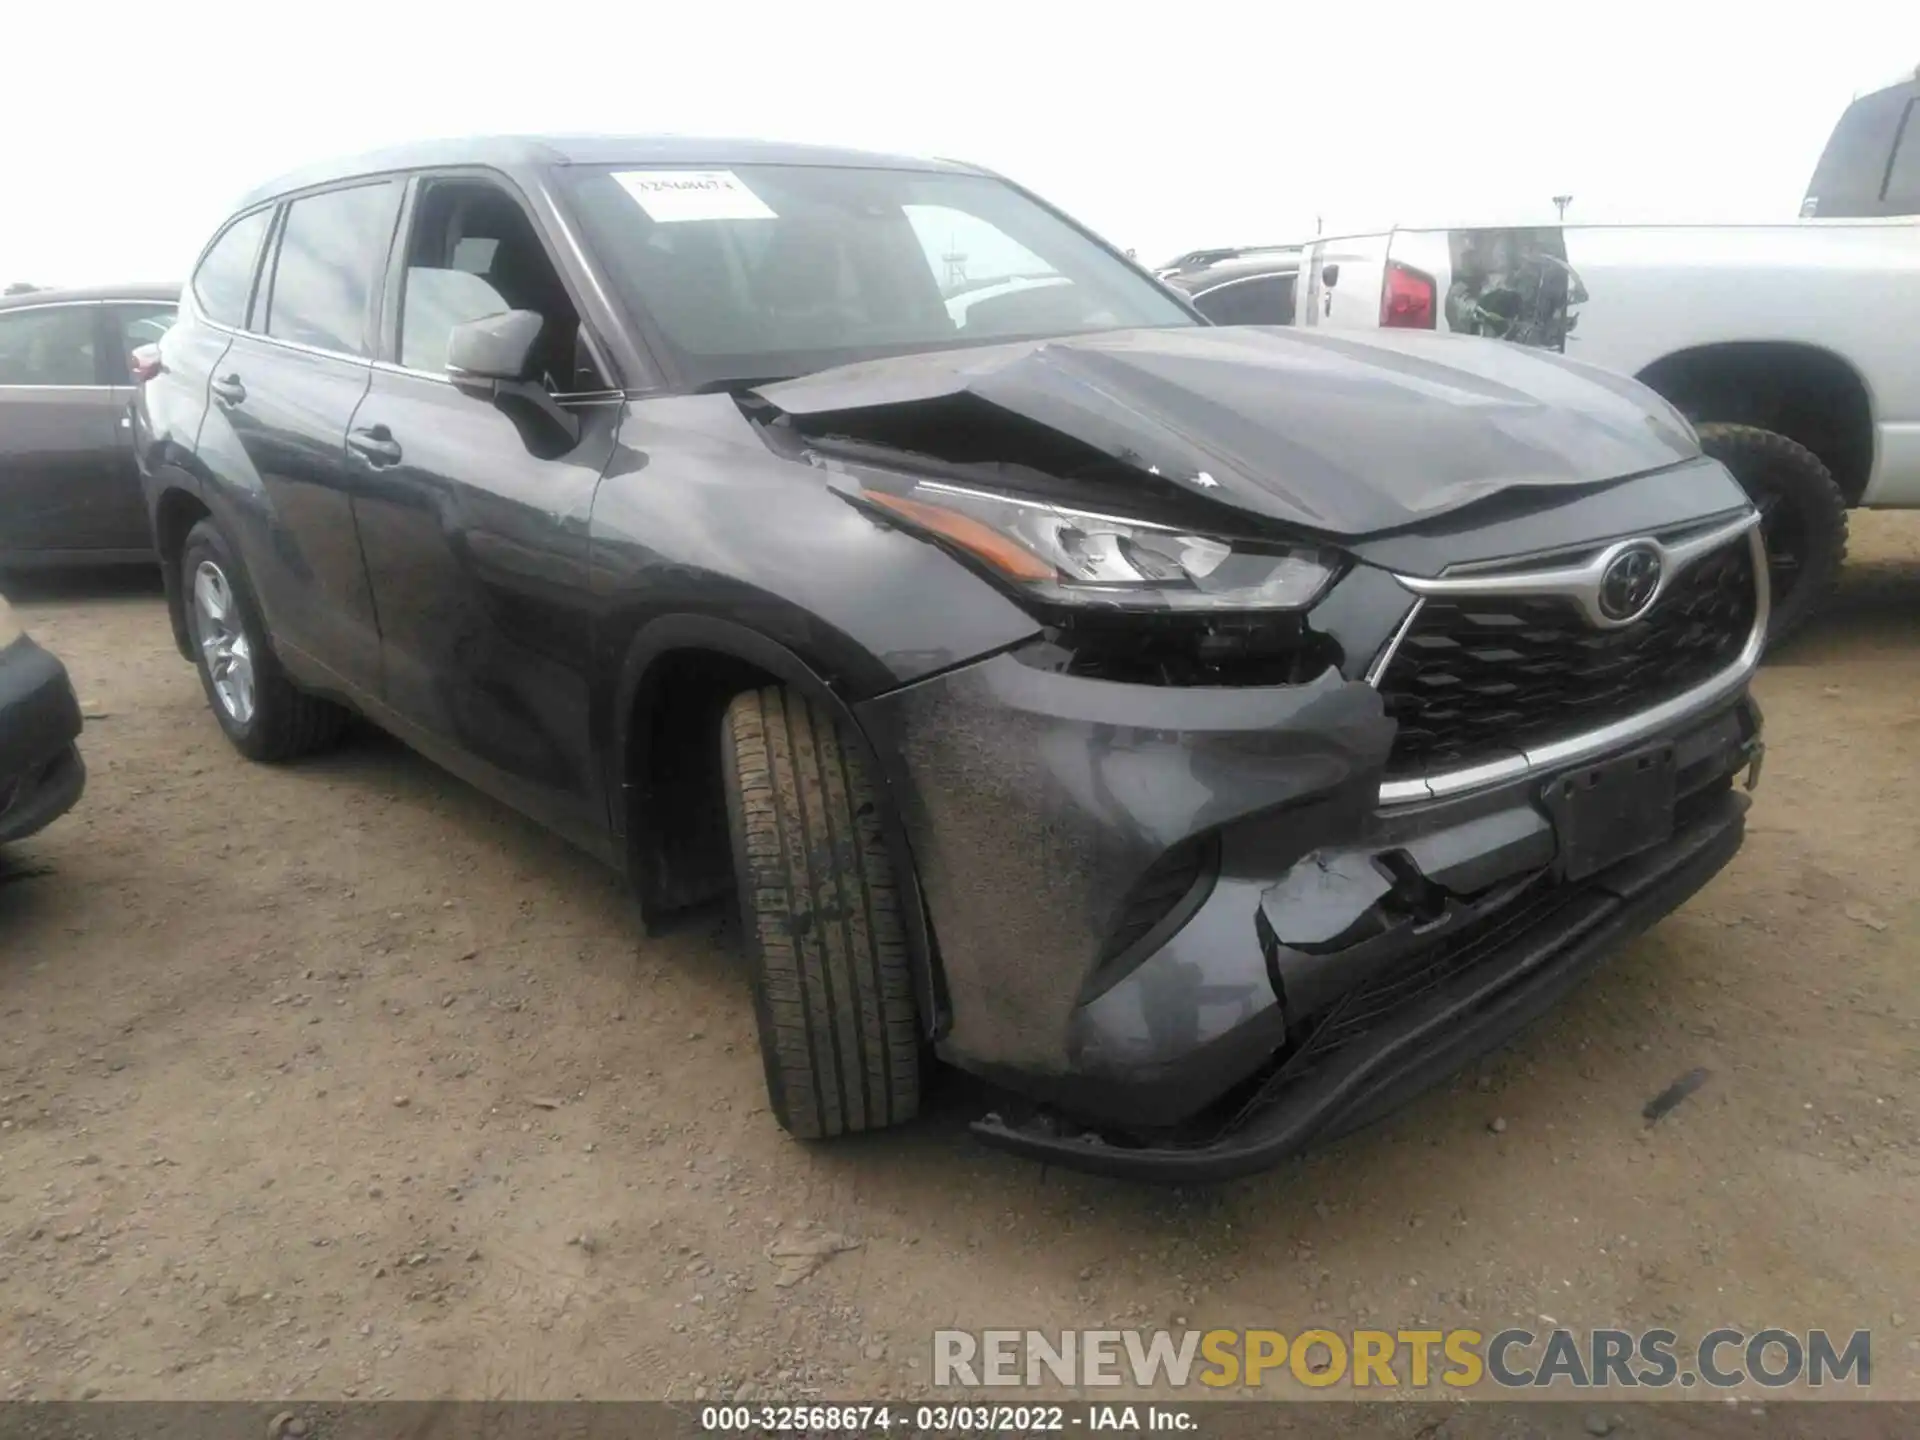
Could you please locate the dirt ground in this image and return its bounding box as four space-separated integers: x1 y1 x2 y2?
1 516 1916 1411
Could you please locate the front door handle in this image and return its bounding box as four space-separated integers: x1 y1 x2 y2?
346 425 403 466
210 374 246 405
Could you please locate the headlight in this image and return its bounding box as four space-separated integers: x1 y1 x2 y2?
0 596 22 649
857 479 1339 612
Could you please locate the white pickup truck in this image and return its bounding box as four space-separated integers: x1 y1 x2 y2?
1158 69 1920 642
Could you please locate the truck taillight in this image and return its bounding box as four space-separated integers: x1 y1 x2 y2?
129 345 162 384
1380 262 1437 329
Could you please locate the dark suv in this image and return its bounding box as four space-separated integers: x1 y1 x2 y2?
135 137 1765 1179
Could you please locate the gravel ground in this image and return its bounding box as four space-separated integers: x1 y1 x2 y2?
1 515 1916 1408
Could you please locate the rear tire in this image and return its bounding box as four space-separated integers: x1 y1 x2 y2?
720 685 920 1139
181 518 348 762
1695 423 1848 649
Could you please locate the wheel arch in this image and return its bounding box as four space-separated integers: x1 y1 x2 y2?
149 469 212 662
1634 340 1877 506
611 613 947 1038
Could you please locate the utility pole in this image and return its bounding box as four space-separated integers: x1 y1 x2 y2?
1552 194 1573 222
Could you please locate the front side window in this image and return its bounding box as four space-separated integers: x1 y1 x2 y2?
563 163 1194 386
395 178 597 390
192 209 271 327
0 304 97 386
264 182 402 356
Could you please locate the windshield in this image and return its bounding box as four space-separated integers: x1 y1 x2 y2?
562 163 1196 387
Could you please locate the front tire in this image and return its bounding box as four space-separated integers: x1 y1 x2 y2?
181 518 347 762
721 685 921 1139
1695 423 1848 649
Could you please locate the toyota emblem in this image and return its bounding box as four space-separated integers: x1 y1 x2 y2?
1598 545 1663 622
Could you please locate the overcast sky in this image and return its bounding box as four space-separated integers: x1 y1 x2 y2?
3 2 1911 288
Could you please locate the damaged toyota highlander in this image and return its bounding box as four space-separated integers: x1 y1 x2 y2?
134 139 1766 1180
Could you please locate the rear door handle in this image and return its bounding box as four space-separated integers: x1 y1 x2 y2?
210 374 246 405
347 425 403 466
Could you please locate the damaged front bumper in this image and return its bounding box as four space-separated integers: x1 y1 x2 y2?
859 646 1761 1182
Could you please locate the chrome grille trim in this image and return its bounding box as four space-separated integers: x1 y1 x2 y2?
1373 513 1768 807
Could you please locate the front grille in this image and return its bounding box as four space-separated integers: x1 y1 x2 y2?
1378 538 1756 774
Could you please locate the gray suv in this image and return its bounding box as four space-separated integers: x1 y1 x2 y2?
135 136 1765 1179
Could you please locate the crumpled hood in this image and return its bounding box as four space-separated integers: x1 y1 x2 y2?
752 325 1700 537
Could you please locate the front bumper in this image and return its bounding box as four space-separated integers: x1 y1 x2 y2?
859 647 1759 1180
0 637 87 845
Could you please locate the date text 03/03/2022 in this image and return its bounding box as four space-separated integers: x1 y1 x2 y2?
698 1403 1195 1433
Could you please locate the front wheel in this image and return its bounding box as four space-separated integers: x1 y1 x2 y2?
181 518 347 762
1695 423 1848 649
721 685 921 1140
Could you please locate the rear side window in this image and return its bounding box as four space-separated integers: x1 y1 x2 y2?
264 182 402 356
1192 274 1297 326
1803 82 1917 216
0 305 97 385
1884 101 1920 214
192 209 271 327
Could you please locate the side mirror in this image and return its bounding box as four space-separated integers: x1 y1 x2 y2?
1321 263 1341 288
446 309 579 455
446 309 544 382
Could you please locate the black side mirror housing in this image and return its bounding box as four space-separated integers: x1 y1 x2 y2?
446 310 580 455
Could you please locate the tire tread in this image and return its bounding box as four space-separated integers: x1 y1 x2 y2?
722 686 919 1139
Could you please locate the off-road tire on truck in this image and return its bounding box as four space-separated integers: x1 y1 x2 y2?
721 685 921 1139
181 518 349 762
1695 423 1848 649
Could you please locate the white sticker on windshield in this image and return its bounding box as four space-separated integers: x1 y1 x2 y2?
612 170 776 223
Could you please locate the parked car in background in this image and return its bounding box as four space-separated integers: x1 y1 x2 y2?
1157 245 1301 325
137 136 1764 1179
0 594 86 844
0 283 178 572
1162 68 1920 643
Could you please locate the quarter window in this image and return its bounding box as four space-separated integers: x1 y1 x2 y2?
0 305 97 386
264 182 402 356
192 209 271 327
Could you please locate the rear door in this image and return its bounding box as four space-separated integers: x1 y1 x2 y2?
1295 232 1394 330
0 300 123 562
208 180 402 694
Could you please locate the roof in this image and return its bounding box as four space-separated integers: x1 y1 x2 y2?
237 134 985 210
0 281 180 311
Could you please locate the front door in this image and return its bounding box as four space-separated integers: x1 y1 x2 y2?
347 173 619 853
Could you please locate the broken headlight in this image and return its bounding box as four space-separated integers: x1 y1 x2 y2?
860 479 1339 612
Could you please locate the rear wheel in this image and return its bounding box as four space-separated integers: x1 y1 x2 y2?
720 685 921 1139
1695 422 1848 649
182 519 347 762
